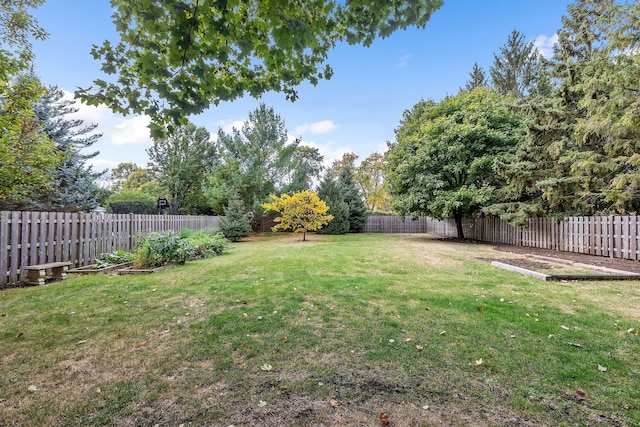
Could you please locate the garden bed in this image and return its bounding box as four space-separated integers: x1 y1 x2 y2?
117 264 177 275
68 262 132 275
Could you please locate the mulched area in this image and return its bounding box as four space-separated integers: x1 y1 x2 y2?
491 243 640 274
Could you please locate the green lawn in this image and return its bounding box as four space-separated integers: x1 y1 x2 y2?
1 233 638 426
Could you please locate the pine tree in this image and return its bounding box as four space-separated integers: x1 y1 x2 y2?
490 29 541 98
317 175 349 235
219 198 253 242
338 166 368 233
29 85 105 211
488 0 636 223
463 62 487 92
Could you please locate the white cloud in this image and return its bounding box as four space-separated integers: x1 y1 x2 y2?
61 90 152 146
109 115 152 145
215 118 246 134
299 140 353 168
534 34 558 59
294 120 338 135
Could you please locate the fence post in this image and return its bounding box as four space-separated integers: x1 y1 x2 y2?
129 213 135 251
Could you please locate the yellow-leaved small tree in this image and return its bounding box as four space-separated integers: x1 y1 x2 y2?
262 190 334 241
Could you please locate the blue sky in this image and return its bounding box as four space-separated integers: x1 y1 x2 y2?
31 0 572 174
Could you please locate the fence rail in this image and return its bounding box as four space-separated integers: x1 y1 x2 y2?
1 211 221 286
365 215 640 261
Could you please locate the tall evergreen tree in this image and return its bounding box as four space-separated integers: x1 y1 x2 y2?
338 166 369 233
317 175 349 235
490 29 541 98
488 0 637 224
28 86 105 211
463 62 488 92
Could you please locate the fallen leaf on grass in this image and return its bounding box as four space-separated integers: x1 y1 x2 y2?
415 345 424 351
330 399 339 408
260 364 273 371
627 328 635 334
379 412 390 425
281 336 288 342
597 365 607 372
28 385 38 392
258 400 267 408
566 342 582 348
477 307 484 312
475 358 483 366
561 325 570 330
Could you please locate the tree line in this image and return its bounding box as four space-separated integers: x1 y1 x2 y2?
387 0 640 238
4 0 637 241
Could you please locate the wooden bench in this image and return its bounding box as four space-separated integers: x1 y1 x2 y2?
23 262 72 286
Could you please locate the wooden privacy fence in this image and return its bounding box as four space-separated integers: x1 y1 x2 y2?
1 211 221 286
365 215 640 261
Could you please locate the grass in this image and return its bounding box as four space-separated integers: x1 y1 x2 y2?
1 233 639 426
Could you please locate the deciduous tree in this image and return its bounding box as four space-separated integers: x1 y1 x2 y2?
387 87 522 239
355 152 389 211
147 122 218 214
0 75 59 210
76 0 443 135
262 190 333 241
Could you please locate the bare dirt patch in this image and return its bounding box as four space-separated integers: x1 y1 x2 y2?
492 244 640 274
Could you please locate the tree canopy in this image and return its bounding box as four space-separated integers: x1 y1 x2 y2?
147 122 217 214
76 0 443 135
386 87 522 239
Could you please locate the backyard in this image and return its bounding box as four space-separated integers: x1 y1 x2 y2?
1 233 638 426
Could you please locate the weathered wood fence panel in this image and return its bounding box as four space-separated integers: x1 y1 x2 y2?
1 211 221 286
365 215 640 262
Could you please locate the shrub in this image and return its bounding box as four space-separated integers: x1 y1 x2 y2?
185 231 229 258
132 231 197 268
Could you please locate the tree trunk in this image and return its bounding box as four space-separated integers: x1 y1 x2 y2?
454 212 465 240
303 231 306 241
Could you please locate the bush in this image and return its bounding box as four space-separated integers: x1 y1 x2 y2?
185 231 229 258
132 231 197 268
